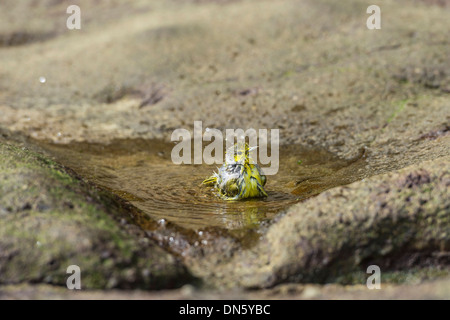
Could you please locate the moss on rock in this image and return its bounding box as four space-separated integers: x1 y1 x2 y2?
0 141 194 289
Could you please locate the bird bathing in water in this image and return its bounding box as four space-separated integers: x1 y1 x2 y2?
203 142 267 200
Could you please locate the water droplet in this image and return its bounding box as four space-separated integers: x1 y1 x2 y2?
39 76 46 84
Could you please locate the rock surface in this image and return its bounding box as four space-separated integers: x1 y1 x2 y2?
0 139 192 289
0 0 448 298
1 277 449 300
191 156 449 289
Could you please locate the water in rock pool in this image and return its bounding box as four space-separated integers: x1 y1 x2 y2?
36 139 368 234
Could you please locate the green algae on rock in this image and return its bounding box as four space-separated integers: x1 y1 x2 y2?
0 141 194 289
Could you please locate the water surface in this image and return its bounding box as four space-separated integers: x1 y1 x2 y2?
37 139 368 234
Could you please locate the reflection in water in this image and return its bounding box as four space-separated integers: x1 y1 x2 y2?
36 139 367 233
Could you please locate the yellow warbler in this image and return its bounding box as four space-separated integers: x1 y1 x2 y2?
203 142 267 200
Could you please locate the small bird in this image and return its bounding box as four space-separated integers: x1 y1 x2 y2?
203 142 267 200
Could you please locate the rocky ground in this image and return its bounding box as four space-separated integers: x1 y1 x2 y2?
0 0 449 299
0 137 193 289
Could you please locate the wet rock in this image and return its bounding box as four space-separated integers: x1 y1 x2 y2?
0 141 193 289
